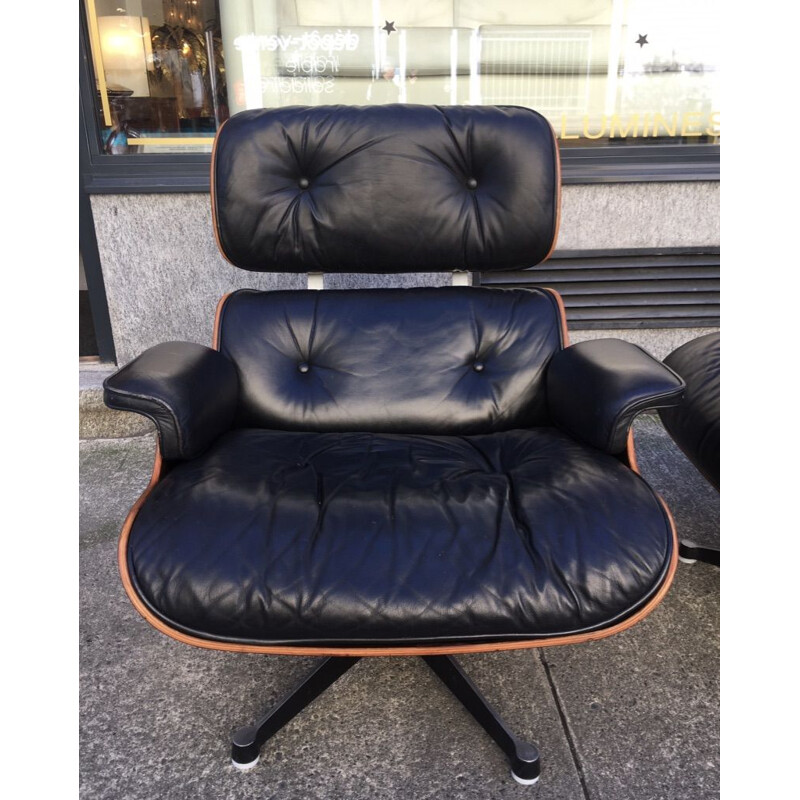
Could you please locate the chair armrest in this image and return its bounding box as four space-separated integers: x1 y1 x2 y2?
546 339 685 454
103 342 239 460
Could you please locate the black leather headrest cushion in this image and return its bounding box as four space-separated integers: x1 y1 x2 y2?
211 104 560 273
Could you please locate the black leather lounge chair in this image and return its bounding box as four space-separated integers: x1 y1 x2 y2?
658 332 720 566
104 105 686 785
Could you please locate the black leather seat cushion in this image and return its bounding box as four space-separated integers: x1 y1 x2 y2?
129 428 673 647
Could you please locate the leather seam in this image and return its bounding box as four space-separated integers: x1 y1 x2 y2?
602 345 686 452
105 384 184 456
606 385 686 453
106 402 164 452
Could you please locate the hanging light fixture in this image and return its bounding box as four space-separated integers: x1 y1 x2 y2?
98 14 153 96
150 0 224 119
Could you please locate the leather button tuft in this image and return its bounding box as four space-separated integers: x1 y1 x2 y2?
473 361 485 372
298 177 310 189
466 178 478 189
298 362 310 373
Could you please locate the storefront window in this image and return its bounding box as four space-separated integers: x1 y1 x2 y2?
85 0 226 154
84 0 719 155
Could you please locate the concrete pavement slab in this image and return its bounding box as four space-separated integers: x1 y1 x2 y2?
539 564 719 800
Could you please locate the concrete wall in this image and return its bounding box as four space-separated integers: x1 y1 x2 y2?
558 182 719 250
91 181 719 365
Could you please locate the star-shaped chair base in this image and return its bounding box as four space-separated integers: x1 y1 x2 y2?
231 655 541 785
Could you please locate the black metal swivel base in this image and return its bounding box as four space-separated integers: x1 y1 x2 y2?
422 655 541 784
231 655 541 785
678 540 720 567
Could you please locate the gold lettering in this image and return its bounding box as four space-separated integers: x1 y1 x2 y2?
704 111 720 137
582 115 607 140
642 114 651 137
681 112 703 136
609 114 640 138
559 114 580 140
653 113 678 137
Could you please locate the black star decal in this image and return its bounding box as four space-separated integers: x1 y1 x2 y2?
636 34 649 48
382 21 396 36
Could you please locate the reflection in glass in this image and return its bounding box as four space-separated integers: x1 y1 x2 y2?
85 1 719 154
87 0 227 154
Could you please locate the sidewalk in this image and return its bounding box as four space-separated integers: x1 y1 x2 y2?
79 415 719 800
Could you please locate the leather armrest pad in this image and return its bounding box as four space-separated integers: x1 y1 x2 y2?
103 342 239 460
546 339 685 454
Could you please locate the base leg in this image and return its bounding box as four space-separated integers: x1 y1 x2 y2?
678 540 720 567
231 656 360 769
423 655 541 784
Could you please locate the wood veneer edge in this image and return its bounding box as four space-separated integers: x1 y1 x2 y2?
626 429 640 473
541 287 570 347
211 292 233 350
209 117 236 267
541 119 562 264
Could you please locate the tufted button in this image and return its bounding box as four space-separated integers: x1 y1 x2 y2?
298 177 310 189
298 362 310 373
473 361 485 372
466 177 478 190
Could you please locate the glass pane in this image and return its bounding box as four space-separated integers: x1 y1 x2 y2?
84 1 719 154
84 0 228 154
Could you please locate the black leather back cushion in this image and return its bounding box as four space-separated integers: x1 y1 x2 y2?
217 287 563 434
212 105 559 273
